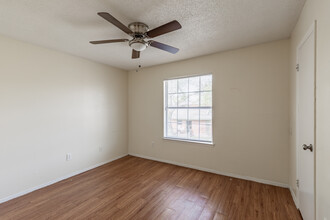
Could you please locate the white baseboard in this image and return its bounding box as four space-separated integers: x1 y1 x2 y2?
129 153 289 188
290 186 299 209
0 154 128 204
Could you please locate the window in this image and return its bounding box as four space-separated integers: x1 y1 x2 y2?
163 74 213 144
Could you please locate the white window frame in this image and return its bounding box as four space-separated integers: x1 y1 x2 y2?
163 74 214 145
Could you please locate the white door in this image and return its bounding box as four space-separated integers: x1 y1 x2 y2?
297 23 315 220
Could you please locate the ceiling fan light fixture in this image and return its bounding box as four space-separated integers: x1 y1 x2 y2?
129 41 148 51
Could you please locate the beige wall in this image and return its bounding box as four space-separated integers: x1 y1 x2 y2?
289 0 330 219
129 39 290 185
0 34 128 201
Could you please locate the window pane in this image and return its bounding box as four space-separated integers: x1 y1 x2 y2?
200 124 212 141
178 93 188 107
167 123 177 137
188 109 199 140
189 76 200 92
201 92 212 107
178 109 188 120
200 109 212 124
201 75 212 91
177 120 188 138
168 94 177 107
167 109 177 123
189 92 199 107
178 78 188 93
188 120 199 139
188 109 199 121
167 79 177 93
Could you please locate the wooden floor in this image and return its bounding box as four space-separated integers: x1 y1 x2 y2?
0 156 301 220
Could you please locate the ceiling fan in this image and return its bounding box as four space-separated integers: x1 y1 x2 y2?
90 12 182 59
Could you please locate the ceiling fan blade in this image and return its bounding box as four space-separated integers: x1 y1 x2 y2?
90 39 129 44
149 41 179 54
132 50 140 59
146 20 182 38
97 12 132 35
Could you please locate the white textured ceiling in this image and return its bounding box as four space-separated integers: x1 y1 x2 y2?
0 0 305 70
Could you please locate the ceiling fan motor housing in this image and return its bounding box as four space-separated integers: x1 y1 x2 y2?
128 22 149 36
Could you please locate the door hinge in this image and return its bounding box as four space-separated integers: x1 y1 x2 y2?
296 179 300 188
296 64 300 72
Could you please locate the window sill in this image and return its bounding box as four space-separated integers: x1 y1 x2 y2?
163 137 214 146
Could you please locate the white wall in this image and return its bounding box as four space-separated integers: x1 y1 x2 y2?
289 0 330 219
128 39 290 185
0 34 128 201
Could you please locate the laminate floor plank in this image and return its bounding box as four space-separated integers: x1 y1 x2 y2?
0 156 302 220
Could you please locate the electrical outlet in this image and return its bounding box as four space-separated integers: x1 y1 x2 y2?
66 153 72 161
99 147 103 152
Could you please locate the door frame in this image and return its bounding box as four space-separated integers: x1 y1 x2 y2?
295 20 316 215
